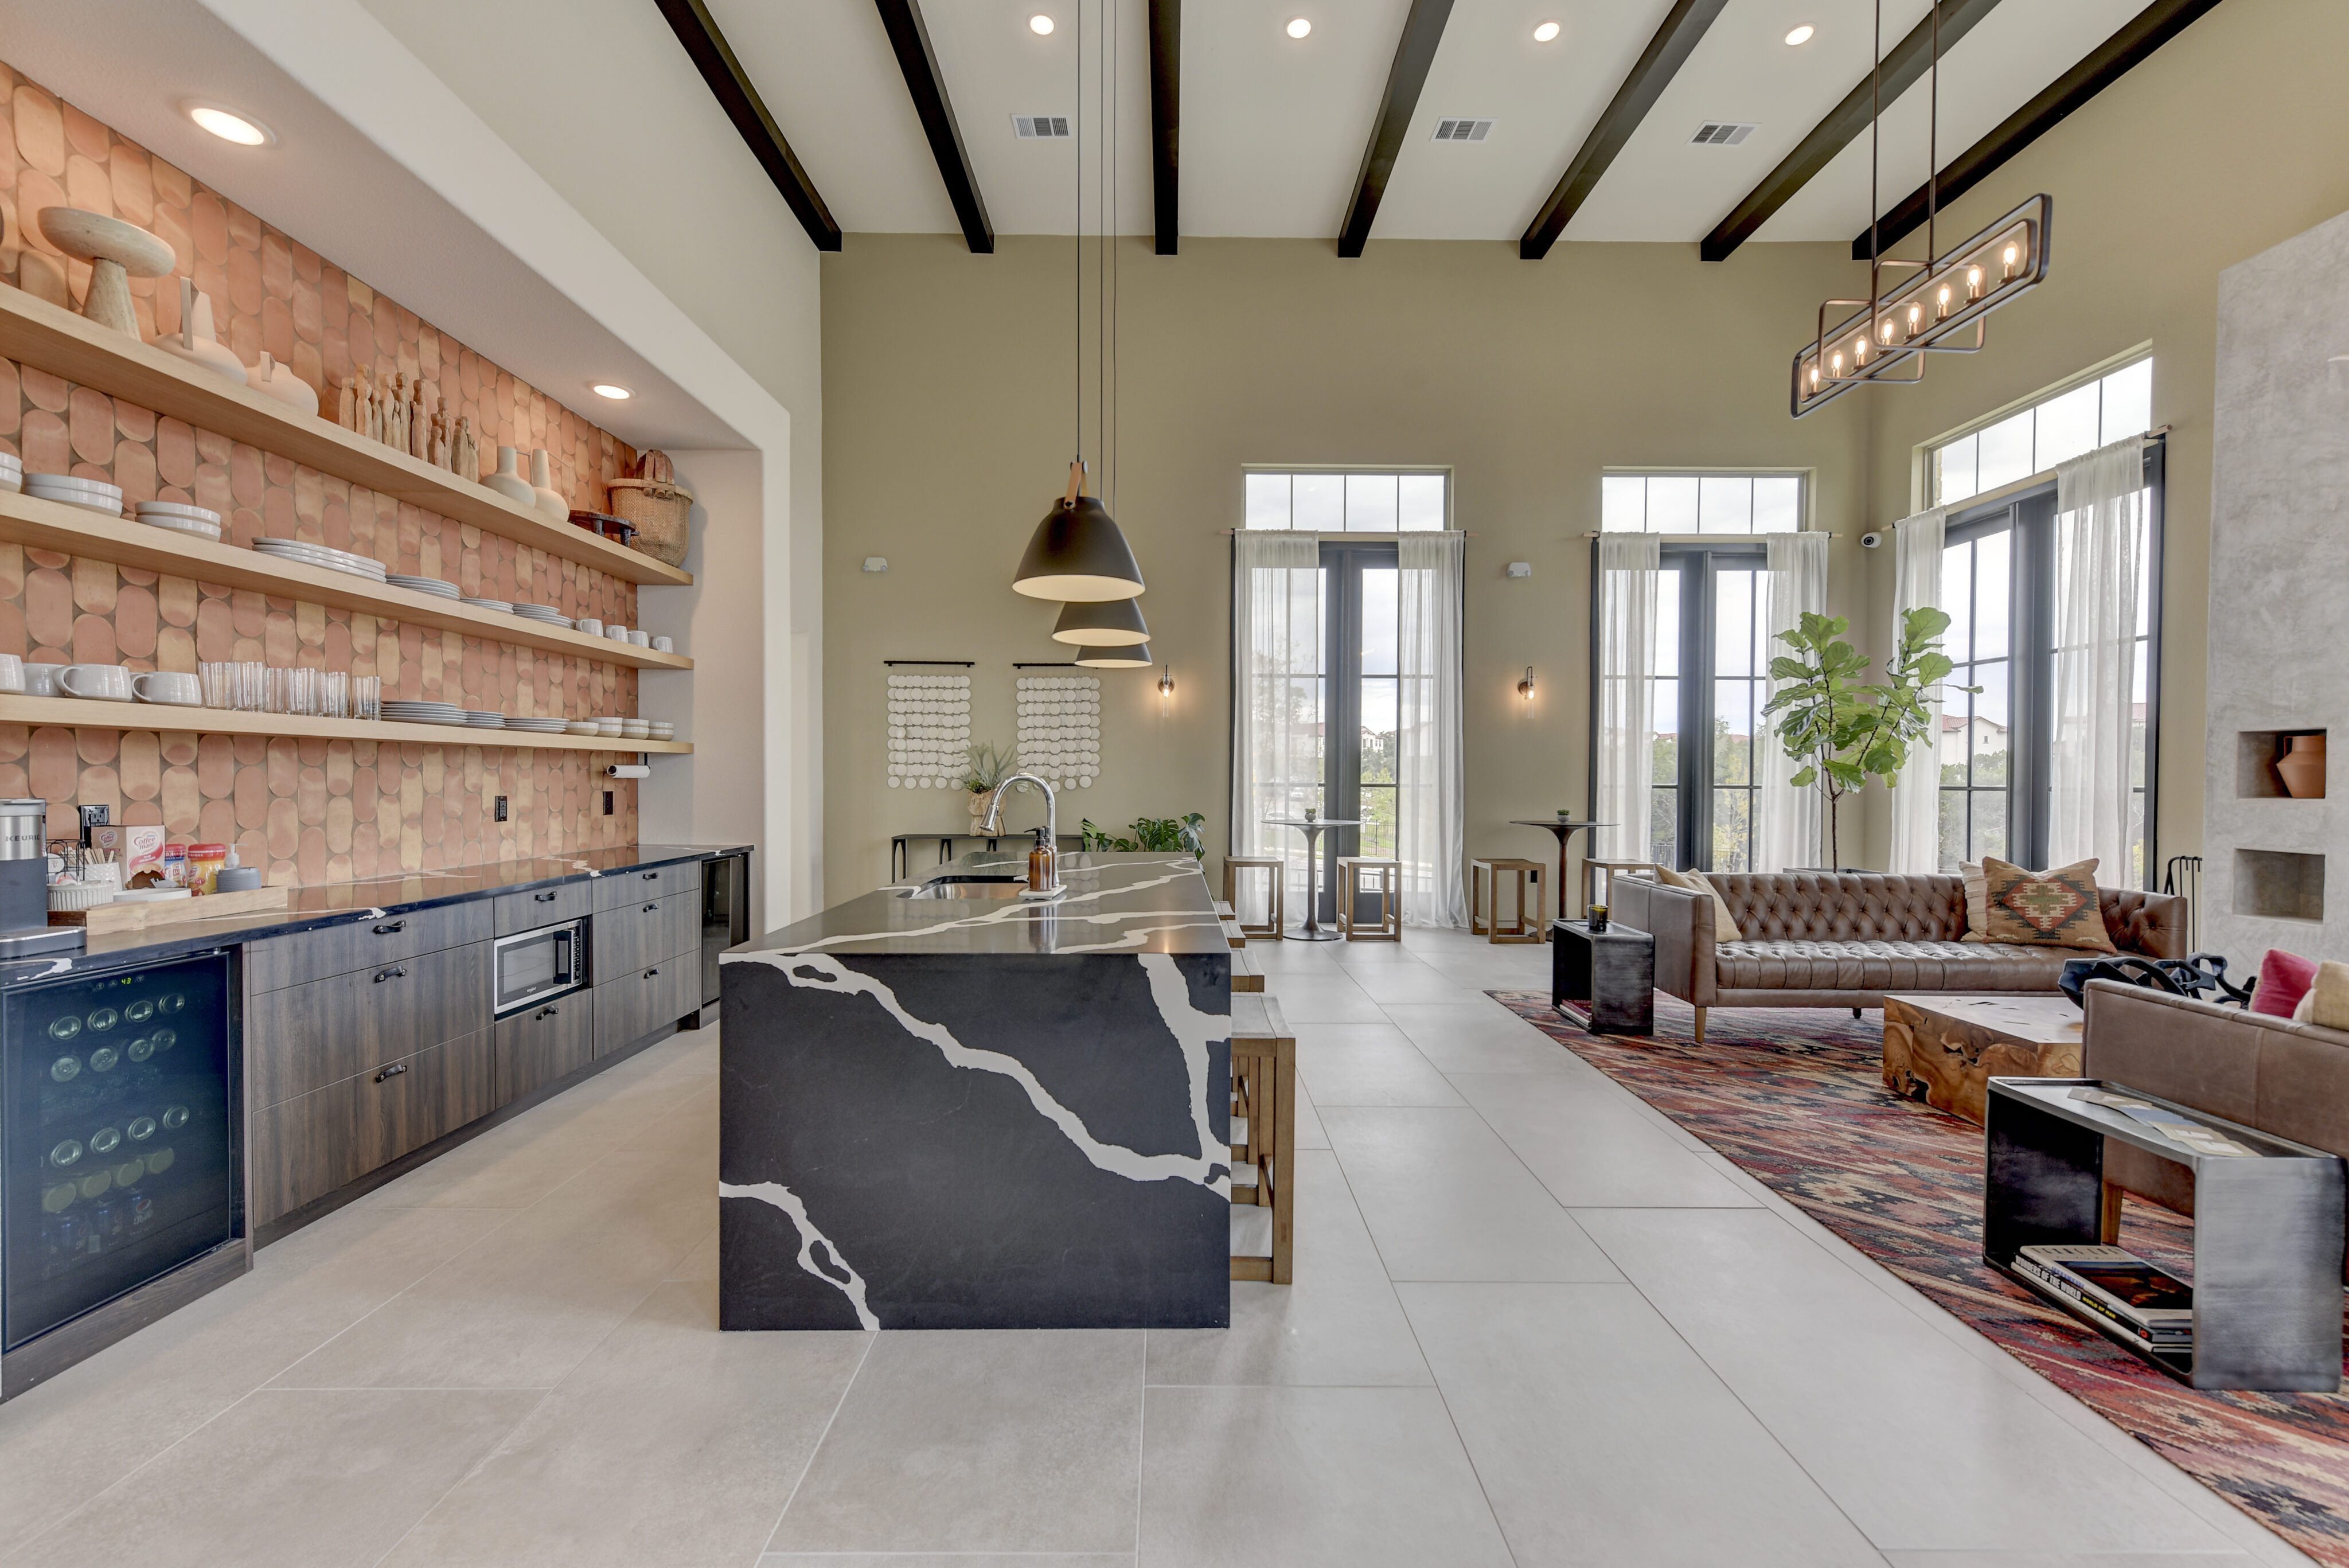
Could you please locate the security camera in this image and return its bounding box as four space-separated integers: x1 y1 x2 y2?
1860 531 1883 549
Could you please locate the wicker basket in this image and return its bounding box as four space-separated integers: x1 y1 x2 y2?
605 478 694 567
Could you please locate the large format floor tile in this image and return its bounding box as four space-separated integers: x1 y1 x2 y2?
12 1387 539 1568
1447 1071 1758 1208
1259 973 1387 1023
1138 1386 1515 1568
1149 1152 1430 1388
377 1282 868 1568
1572 1208 2243 1555
766 1330 1144 1556
1296 1028 1464 1107
1321 1105 1622 1281
1399 1281 1886 1567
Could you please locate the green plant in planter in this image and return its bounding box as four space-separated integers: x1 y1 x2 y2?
1761 608 1976 869
1080 813 1207 860
961 741 1013 808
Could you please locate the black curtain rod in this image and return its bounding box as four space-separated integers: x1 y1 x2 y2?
884 659 975 666
1013 661 1082 669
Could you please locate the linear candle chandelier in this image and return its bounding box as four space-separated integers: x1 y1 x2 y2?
1789 1 2053 419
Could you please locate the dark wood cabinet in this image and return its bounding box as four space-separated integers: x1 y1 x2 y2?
495 996 595 1105
666 886 703 965
595 860 688 911
493 879 594 935
373 1029 495 1168
250 1029 494 1224
246 940 490 1109
592 894 670 980
594 958 694 1058
245 900 491 993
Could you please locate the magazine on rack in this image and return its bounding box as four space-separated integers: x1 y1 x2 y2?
2016 1245 2194 1347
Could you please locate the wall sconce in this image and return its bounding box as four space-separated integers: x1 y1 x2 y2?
1156 664 1175 713
1517 666 1536 701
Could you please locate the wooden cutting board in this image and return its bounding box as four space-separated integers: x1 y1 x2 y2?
82 883 291 934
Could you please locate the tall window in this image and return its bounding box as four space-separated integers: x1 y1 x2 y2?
1246 470 1449 531
1932 357 2151 506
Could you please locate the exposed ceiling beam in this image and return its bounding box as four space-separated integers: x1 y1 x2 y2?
1702 0 2004 263
653 0 841 253
1337 0 1456 259
1850 0 2225 259
1149 0 1179 256
873 0 994 254
1519 0 1731 260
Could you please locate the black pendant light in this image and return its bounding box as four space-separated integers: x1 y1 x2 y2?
1076 642 1152 669
1052 593 1149 646
1012 0 1145 606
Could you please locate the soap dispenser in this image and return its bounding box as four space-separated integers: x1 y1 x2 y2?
1028 826 1058 894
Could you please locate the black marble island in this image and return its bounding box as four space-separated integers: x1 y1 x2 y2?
719 852 1233 1331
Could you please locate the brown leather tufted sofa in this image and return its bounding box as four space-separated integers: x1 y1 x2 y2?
1612 871 2188 1043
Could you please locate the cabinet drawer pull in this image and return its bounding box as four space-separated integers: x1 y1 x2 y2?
533 891 558 903
536 1005 560 1019
642 871 659 880
374 1062 409 1083
644 967 658 978
373 965 408 983
372 920 404 935
643 902 658 913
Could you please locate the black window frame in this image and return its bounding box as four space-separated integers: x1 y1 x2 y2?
1314 538 1399 919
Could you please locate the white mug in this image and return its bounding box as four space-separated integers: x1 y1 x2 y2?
0 654 22 693
629 630 650 648
22 662 67 697
650 636 673 654
132 670 202 705
58 664 132 701
606 624 629 641
577 618 603 637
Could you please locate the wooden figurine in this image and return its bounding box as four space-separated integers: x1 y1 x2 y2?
387 373 408 454
337 375 357 431
361 369 382 444
452 416 478 483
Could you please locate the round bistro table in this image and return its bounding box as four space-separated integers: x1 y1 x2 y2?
1262 817 1362 942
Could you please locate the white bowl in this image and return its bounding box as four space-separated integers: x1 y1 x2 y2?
621 720 651 739
595 717 623 736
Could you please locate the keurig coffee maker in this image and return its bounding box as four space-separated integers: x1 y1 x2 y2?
0 799 79 956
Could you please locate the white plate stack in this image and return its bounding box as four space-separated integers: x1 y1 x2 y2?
134 501 223 540
506 716 567 734
463 711 505 728
0 453 21 494
461 597 514 613
252 538 388 582
387 574 460 599
380 700 465 726
26 473 123 516
511 603 573 630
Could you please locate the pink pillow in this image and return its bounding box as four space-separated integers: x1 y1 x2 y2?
2252 949 2320 1017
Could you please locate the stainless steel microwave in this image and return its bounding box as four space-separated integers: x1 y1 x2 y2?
492 919 586 1019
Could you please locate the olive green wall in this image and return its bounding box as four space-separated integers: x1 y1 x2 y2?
1851 0 2349 877
820 234 1871 904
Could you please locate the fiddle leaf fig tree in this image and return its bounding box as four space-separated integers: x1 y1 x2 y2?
1759 608 1976 869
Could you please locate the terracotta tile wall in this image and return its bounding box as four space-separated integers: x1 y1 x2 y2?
0 60 659 881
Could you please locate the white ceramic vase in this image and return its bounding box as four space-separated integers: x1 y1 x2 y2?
252 351 321 419
528 449 568 521
485 446 537 505
148 279 250 387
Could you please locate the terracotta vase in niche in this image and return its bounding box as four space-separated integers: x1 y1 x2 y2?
529 449 568 521
485 446 536 506
2278 734 2327 799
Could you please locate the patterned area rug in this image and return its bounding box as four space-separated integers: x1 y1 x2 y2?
1489 989 2349 1567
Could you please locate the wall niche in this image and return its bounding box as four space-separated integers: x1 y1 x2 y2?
2235 848 2325 922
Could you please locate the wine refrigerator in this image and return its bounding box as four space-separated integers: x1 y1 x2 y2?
2 949 240 1391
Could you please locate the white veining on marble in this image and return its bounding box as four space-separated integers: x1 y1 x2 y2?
735 947 1231 1194
738 859 1205 955
719 1179 880 1330
1138 952 1232 1193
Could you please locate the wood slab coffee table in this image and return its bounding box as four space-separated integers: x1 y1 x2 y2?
1882 994 2086 1126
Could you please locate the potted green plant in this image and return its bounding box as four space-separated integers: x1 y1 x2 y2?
1761 608 1976 869
962 741 1013 822
1079 813 1207 860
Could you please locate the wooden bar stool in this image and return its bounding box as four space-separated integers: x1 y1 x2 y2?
1223 855 1285 940
1335 856 1401 941
1470 857 1545 943
1229 992 1295 1284
1581 857 1656 916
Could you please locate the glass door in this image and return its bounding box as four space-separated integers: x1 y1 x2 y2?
1650 546 1767 871
1320 540 1400 921
5 952 237 1352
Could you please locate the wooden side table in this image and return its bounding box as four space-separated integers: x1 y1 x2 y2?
1470 857 1545 943
1551 918 1655 1036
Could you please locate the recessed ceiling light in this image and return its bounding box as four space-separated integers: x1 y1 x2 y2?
1286 17 1312 39
182 102 274 147
1784 24 1816 45
1029 14 1053 34
591 383 634 400
1532 20 1560 42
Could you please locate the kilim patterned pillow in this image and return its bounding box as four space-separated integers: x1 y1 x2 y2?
1980 857 2116 951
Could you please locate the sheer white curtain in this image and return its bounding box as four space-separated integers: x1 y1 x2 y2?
1396 532 1466 926
1594 533 1660 864
2048 439 2148 879
1754 532 1827 872
1890 507 1949 873
1231 531 1324 908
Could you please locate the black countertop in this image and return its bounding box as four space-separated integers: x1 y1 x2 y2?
0 843 752 986
735 851 1226 958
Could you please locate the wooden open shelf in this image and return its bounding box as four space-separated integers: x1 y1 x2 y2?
0 490 690 672
0 694 691 753
0 282 692 587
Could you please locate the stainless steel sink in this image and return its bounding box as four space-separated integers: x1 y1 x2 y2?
903 875 1027 900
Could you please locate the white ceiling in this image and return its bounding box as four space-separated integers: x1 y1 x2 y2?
722 0 2159 246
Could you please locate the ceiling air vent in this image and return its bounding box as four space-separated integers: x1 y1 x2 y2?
1690 122 1757 146
1013 115 1071 139
1432 118 1494 142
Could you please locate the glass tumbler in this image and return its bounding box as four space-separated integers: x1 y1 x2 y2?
233 661 267 713
353 676 381 723
321 672 349 720
285 668 317 717
200 663 233 709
